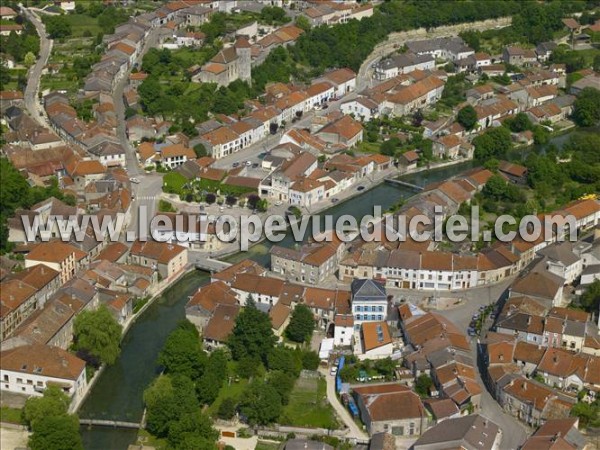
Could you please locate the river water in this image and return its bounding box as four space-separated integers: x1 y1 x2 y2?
79 161 475 449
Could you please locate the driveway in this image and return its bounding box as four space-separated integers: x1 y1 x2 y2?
0 426 28 450
22 8 53 129
320 368 369 441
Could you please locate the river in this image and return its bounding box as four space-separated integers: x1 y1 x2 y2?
79 161 474 449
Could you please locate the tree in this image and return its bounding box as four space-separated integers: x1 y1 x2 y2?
415 374 433 397
193 143 207 158
24 51 36 67
240 380 282 425
225 195 237 206
580 280 600 313
473 126 512 162
205 193 216 204
44 15 72 39
505 112 533 133
196 350 227 405
285 304 315 343
246 193 260 210
374 357 396 379
144 374 199 438
572 87 600 127
571 401 600 429
295 15 311 32
267 370 296 405
157 324 206 380
23 386 69 428
73 305 122 366
227 300 277 363
267 346 302 376
301 350 320 370
457 105 478 130
167 411 217 449
28 414 83 450
459 30 481 51
218 398 238 420
380 137 400 156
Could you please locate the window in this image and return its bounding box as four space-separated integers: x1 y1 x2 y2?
356 305 362 312
371 314 376 321
378 306 383 312
356 314 362 321
378 315 383 321
391 426 404 436
3 375 7 382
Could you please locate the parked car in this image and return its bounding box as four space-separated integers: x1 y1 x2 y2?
252 163 259 168
245 160 252 166
129 177 140 184
357 185 365 191
331 198 339 203
330 366 338 376
467 327 477 336
232 162 240 168
275 200 283 206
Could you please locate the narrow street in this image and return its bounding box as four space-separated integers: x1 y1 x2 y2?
113 28 162 178
22 8 53 129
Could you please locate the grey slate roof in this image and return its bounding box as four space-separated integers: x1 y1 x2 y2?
351 278 386 301
413 414 500 450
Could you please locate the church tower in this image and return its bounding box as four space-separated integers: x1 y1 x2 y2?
234 35 252 84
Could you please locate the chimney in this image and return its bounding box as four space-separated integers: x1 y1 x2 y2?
522 381 527 391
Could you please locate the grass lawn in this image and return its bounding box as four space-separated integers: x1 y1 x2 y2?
357 141 380 154
255 442 280 450
62 14 102 37
279 377 338 429
207 378 249 416
0 406 24 425
573 47 600 66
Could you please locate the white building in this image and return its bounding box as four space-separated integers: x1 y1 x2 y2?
351 279 388 330
340 97 381 122
333 315 354 347
0 344 87 404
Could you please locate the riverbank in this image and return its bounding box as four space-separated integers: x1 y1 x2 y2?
72 265 195 415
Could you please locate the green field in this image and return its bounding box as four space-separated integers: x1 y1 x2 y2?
62 14 102 37
279 377 338 429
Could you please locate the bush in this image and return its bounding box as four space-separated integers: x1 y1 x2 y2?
158 200 177 213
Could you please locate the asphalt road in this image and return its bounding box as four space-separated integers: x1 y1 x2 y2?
126 173 163 240
23 8 53 129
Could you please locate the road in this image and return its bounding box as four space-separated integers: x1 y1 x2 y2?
113 27 162 178
320 368 369 441
126 173 163 241
211 94 354 170
22 7 53 129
